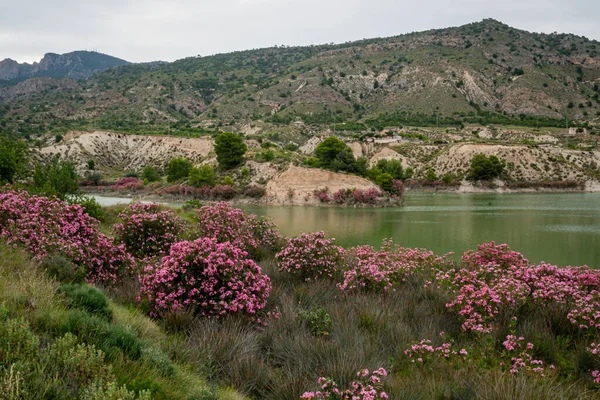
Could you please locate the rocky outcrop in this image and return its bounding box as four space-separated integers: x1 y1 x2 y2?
0 51 129 82
0 59 20 80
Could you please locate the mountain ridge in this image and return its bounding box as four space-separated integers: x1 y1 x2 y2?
0 50 130 82
1 19 599 140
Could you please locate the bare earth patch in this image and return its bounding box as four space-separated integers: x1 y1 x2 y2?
265 166 379 205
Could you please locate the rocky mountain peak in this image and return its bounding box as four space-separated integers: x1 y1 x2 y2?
0 51 130 83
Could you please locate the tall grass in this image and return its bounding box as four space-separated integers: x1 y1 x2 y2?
0 244 239 400
177 258 598 399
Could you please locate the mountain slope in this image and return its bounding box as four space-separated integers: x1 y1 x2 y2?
1 19 599 140
0 51 130 82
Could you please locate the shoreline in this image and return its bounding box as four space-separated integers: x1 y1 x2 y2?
86 186 600 209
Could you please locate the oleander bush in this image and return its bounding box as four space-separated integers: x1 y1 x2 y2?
113 202 184 259
194 201 283 259
276 231 344 281
300 368 389 399
0 188 134 285
139 238 272 319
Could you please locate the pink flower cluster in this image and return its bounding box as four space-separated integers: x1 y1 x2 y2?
404 335 468 364
194 202 282 258
110 177 144 191
276 231 344 281
113 202 183 259
339 245 418 292
462 242 529 270
437 266 529 333
157 184 238 200
277 234 448 292
436 242 600 333
587 343 600 383
501 334 547 375
0 188 134 284
339 240 447 293
313 188 331 203
139 237 271 318
300 368 388 400
390 179 404 196
320 188 380 205
383 240 449 269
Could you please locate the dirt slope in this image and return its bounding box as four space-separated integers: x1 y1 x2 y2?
265 166 379 205
37 131 213 172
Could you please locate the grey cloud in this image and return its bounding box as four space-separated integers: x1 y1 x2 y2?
1 0 599 63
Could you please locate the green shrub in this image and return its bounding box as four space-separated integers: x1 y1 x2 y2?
142 165 161 183
40 254 85 284
189 165 216 187
166 158 193 183
314 137 356 173
67 195 105 221
58 284 113 322
426 168 438 182
0 314 39 366
100 324 143 361
124 377 165 398
141 346 175 377
54 309 105 337
32 157 79 199
214 132 247 169
47 333 113 392
298 307 334 337
469 154 505 181
442 174 457 185
53 310 142 361
257 149 276 162
375 159 404 179
196 388 219 400
83 381 151 400
222 175 235 186
0 136 29 184
183 199 204 210
375 172 394 191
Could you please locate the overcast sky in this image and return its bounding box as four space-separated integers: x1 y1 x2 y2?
1 0 599 64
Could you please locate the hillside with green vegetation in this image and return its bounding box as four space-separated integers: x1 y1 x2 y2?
1 19 599 142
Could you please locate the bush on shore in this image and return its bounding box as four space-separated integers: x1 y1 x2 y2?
194 201 283 259
0 188 134 285
113 202 184 259
139 238 272 319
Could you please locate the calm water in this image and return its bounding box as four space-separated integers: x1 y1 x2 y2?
243 193 600 268
93 193 600 268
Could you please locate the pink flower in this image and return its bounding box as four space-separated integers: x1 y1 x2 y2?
138 237 271 319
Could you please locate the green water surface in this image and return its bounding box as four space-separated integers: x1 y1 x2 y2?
242 193 600 268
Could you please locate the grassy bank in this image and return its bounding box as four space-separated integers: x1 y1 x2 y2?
0 244 244 400
2 190 600 399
